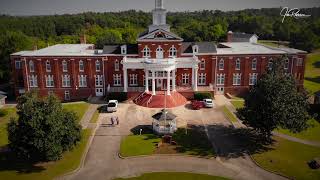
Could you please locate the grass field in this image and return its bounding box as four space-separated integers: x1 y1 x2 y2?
120 134 160 157
114 172 230 180
252 136 320 180
222 106 238 123
0 107 17 146
89 110 99 123
62 102 89 122
304 52 320 94
230 100 244 109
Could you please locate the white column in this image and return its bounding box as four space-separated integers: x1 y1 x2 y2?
172 69 176 91
194 67 198 91
123 68 128 92
152 70 156 95
191 67 195 87
145 69 149 93
167 70 171 95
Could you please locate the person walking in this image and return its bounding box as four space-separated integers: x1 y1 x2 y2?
111 117 114 126
116 117 119 125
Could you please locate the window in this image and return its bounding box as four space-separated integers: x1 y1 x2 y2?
113 74 122 86
29 61 35 72
199 60 205 70
192 45 199 54
182 74 189 85
297 58 303 66
115 60 120 71
142 46 151 57
129 74 138 86
268 59 273 70
62 75 71 87
79 75 87 87
45 75 54 87
156 46 163 58
64 91 70 101
62 60 68 72
198 73 206 85
95 75 103 87
95 61 101 72
79 60 84 72
15 60 21 69
284 58 289 70
233 73 241 85
252 58 257 70
169 46 177 57
29 75 38 87
219 59 224 70
217 74 225 85
235 58 241 70
121 45 127 55
46 61 51 72
249 73 258 85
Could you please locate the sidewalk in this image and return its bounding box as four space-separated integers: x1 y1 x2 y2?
79 104 99 129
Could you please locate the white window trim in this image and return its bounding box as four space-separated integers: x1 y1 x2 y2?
129 74 138 86
95 75 103 87
113 74 122 86
297 58 303 66
235 58 241 70
62 75 71 87
46 60 51 72
142 46 151 58
15 60 22 69
219 59 224 70
249 73 258 85
284 59 289 70
115 60 120 71
169 46 177 58
29 61 35 72
45 75 54 87
233 73 241 86
78 75 87 87
95 60 101 72
198 73 206 85
217 74 225 86
29 75 38 87
79 60 84 72
64 91 70 100
252 58 257 70
199 59 205 70
62 60 68 72
182 73 190 85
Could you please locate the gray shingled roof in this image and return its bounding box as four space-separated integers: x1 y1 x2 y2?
182 42 217 53
103 44 138 54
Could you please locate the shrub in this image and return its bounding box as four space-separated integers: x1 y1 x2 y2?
194 92 212 101
106 92 128 102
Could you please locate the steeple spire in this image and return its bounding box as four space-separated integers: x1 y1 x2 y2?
149 0 170 32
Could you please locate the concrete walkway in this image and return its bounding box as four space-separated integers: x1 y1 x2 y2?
215 95 320 148
61 103 287 180
79 104 99 129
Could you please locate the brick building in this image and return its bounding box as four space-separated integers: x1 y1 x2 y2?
11 0 307 102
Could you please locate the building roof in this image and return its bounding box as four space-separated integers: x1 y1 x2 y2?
11 51 32 56
103 44 138 54
12 44 97 57
182 42 217 54
216 42 297 55
232 32 258 39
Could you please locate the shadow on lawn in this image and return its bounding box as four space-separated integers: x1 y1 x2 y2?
313 61 320 68
0 145 45 174
305 76 320 84
206 124 274 159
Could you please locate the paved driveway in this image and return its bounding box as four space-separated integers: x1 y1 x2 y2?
62 102 286 180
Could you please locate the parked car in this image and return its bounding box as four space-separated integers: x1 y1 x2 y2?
192 100 204 110
203 99 214 108
107 100 118 112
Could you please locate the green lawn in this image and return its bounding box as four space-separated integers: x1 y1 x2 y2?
252 136 320 180
0 107 17 147
230 100 244 109
304 52 320 94
62 102 89 122
120 134 161 157
222 106 238 123
114 172 230 180
89 109 99 123
0 129 92 180
276 119 320 142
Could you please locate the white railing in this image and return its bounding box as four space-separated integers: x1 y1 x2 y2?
147 95 153 107
134 92 146 103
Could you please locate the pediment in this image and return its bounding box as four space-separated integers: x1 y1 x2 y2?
138 29 183 42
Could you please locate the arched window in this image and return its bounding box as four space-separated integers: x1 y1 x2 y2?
219 59 224 70
284 58 289 70
95 60 101 72
62 60 68 72
115 60 120 71
268 58 273 70
252 58 257 70
79 60 84 72
200 59 205 70
46 60 51 72
156 46 163 59
29 60 35 72
235 58 241 70
142 46 150 57
169 46 177 57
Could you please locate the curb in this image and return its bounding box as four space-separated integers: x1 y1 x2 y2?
55 117 102 180
118 153 216 160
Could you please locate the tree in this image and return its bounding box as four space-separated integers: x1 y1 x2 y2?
7 92 81 161
237 56 310 138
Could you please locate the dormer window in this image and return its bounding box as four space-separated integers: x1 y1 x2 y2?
121 45 127 55
192 45 199 54
142 46 151 57
169 46 177 57
29 60 35 72
46 61 51 72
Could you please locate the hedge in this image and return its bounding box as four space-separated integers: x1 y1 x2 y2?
194 92 213 101
105 92 128 102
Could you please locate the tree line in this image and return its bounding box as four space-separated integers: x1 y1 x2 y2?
0 8 320 83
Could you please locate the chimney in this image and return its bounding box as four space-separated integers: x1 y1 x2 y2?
80 34 87 44
227 31 233 42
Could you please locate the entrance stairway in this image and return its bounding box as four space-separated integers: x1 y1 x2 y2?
134 91 187 108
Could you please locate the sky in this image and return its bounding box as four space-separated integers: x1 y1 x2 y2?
0 0 319 16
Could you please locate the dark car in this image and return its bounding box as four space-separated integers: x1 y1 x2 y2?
192 100 204 110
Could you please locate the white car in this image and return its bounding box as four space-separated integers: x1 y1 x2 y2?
107 100 118 112
203 99 214 108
